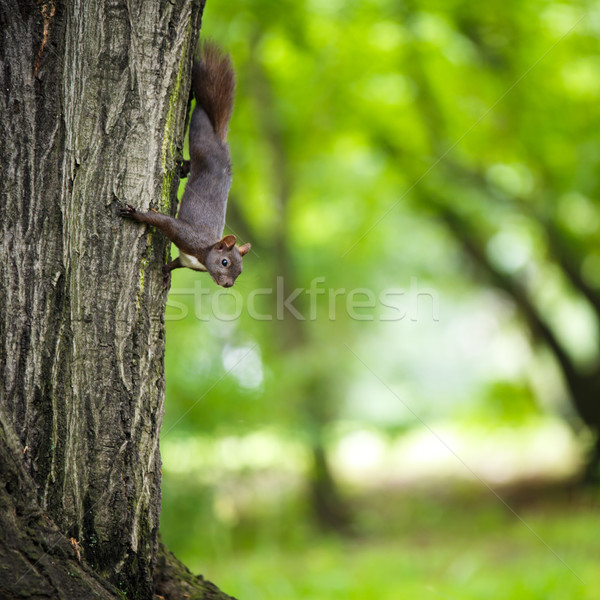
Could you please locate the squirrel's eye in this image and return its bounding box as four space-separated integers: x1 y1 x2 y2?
221 259 229 267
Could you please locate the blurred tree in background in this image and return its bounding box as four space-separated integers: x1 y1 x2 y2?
160 0 600 595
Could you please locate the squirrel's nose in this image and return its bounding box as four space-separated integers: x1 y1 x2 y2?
223 281 233 288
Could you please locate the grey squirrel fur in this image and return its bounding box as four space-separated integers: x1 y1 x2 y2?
119 42 250 288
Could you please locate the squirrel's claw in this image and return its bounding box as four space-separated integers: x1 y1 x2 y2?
118 204 137 219
179 160 191 179
162 265 172 288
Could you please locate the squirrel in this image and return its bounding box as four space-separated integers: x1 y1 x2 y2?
119 42 251 288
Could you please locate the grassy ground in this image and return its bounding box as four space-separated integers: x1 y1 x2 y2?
164 483 599 600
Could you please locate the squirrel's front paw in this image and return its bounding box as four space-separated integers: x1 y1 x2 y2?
179 160 191 179
162 265 172 288
118 204 138 219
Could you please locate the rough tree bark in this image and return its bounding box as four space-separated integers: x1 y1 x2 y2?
0 1 234 598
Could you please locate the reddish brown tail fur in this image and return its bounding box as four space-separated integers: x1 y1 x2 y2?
192 42 235 144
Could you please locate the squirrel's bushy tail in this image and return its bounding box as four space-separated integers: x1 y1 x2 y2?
192 42 235 144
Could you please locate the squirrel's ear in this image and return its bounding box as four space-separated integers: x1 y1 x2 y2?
238 243 251 257
216 234 236 250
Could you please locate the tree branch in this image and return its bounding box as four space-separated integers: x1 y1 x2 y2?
434 201 582 391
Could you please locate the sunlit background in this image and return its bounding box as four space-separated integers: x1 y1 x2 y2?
160 1 600 598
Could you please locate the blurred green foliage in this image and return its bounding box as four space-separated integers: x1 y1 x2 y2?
161 0 600 596
205 493 599 600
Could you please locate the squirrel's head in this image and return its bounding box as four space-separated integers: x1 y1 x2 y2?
205 234 251 288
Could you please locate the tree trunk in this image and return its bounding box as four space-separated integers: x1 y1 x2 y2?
0 1 233 597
